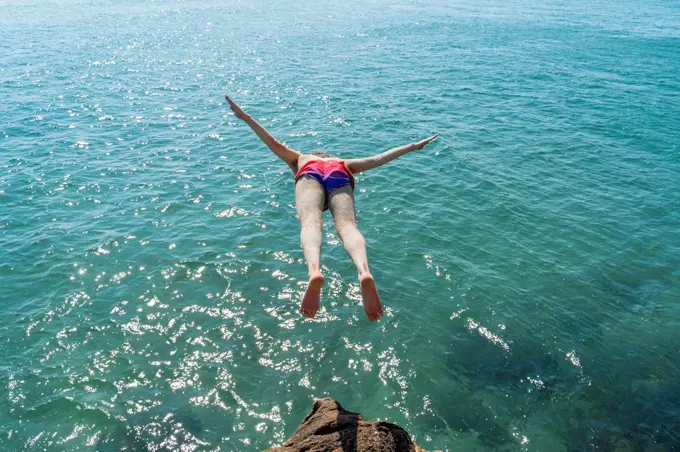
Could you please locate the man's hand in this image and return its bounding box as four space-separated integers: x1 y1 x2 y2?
225 96 249 121
412 134 438 150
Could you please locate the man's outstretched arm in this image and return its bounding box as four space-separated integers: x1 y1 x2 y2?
345 135 437 174
226 96 300 170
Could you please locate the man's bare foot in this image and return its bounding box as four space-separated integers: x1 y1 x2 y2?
300 272 324 318
359 273 383 321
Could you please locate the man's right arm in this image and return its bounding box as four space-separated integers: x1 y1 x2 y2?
345 135 437 174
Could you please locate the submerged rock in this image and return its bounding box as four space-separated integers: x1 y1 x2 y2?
265 398 437 452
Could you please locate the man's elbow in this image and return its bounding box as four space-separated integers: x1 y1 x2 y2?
365 158 380 171
353 159 377 173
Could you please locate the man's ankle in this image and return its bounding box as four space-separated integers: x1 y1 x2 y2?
308 268 321 277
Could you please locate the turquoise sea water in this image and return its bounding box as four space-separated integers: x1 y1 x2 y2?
2 0 679 450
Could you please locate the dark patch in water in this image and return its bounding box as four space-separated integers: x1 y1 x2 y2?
438 327 574 448
174 407 204 436
432 386 516 449
565 370 680 450
96 424 145 451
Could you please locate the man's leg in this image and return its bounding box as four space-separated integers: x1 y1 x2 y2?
295 177 325 318
328 186 383 321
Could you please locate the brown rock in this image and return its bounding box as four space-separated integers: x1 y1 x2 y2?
265 398 437 452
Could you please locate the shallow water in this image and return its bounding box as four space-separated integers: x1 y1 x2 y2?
1 0 679 450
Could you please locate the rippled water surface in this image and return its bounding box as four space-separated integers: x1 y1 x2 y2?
2 0 680 450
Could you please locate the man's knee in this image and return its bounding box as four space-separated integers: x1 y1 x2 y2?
336 222 363 242
300 210 323 228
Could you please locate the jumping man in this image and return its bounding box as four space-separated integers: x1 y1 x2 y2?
226 96 437 321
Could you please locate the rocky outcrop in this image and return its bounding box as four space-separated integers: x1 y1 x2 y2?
265 398 436 452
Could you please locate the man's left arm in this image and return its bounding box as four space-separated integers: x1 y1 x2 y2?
226 96 301 170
